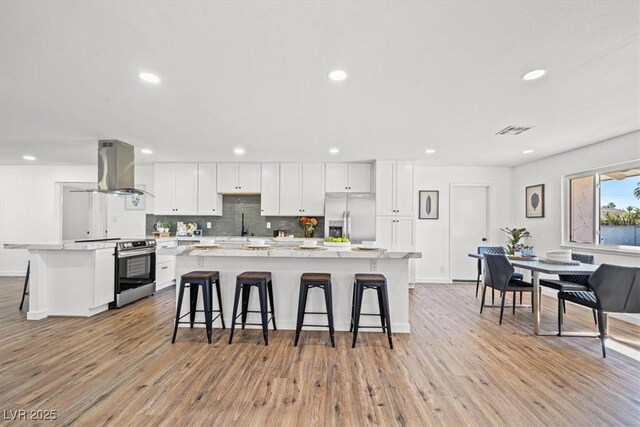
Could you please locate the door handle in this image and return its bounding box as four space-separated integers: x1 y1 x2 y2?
482 238 487 242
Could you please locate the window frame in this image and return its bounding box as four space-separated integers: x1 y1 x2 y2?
563 160 640 254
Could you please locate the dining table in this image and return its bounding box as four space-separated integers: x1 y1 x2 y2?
469 253 600 335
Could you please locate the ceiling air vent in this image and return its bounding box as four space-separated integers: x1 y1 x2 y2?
495 125 534 136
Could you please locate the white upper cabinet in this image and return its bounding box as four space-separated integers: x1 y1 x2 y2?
376 160 414 217
238 163 261 192
395 161 414 216
376 161 396 216
216 163 238 193
279 163 302 216
198 163 223 216
325 163 348 192
278 163 325 216
301 163 325 215
260 163 280 216
325 163 372 193
217 163 261 193
153 164 176 215
153 163 198 215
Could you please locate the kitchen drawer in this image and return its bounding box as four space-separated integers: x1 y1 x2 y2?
156 260 175 290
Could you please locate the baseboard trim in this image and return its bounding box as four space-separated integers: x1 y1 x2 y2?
0 271 24 277
414 277 453 284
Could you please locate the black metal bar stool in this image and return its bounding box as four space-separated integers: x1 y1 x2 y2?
171 271 225 344
294 273 335 347
19 261 30 310
350 274 393 349
228 271 276 346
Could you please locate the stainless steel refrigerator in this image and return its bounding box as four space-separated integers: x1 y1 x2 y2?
324 194 376 243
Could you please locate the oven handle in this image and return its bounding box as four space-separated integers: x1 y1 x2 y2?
118 248 156 258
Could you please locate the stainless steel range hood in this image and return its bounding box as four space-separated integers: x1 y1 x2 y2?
75 140 153 196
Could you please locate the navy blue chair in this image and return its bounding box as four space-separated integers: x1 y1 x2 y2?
540 253 597 323
476 247 524 304
558 264 640 357
481 254 534 325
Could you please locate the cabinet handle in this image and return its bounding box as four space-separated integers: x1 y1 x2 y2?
161 266 168 270
213 209 216 211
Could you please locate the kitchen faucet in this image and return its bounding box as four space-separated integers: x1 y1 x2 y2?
241 213 248 236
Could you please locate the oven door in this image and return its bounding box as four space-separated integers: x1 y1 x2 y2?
117 248 156 293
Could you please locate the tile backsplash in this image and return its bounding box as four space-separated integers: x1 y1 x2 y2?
146 195 324 237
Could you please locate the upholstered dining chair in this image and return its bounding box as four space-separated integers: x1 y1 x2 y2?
540 253 597 323
476 246 524 298
558 264 640 357
480 254 534 325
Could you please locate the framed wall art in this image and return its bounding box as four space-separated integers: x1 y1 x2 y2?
419 190 439 219
525 184 544 218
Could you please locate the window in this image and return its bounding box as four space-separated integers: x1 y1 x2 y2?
566 163 640 249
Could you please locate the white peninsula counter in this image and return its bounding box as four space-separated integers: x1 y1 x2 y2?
174 244 421 333
4 242 116 319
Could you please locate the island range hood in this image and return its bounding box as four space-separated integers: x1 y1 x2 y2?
75 140 153 197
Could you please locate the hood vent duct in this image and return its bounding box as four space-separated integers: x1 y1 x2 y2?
73 140 153 197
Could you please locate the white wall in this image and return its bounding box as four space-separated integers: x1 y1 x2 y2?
510 130 640 267
0 164 153 275
413 166 513 283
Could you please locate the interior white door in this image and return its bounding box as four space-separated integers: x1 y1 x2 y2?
450 185 489 281
62 186 92 240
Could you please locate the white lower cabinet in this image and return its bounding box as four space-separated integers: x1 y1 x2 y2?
376 217 415 251
93 248 116 307
156 257 175 290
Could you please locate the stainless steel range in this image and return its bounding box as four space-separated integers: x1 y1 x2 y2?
74 238 157 308
113 239 156 308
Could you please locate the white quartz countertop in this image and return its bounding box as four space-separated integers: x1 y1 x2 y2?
4 241 118 251
176 244 421 259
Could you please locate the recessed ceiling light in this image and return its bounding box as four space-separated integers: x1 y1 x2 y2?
328 70 347 81
139 72 161 84
140 148 153 154
523 149 534 154
521 69 546 81
234 148 245 155
329 148 340 154
23 155 36 161
425 149 436 154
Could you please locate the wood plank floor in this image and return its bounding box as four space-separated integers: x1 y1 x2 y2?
1 276 638 426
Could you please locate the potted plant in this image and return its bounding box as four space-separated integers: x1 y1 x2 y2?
500 227 532 256
160 219 172 233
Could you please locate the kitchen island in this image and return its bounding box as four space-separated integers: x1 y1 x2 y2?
4 241 116 319
174 244 421 333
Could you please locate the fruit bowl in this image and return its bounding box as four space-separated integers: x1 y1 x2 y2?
323 238 351 247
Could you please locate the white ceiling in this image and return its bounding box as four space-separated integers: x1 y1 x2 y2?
1 1 638 166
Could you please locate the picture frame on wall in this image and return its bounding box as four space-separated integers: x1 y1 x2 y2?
419 190 439 219
525 184 545 218
124 184 146 211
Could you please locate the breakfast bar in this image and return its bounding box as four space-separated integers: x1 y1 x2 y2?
173 244 421 333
